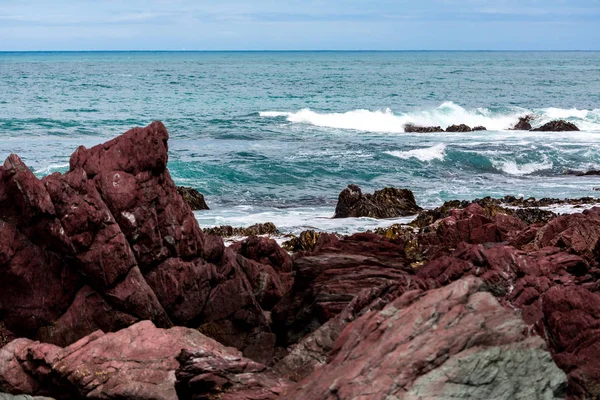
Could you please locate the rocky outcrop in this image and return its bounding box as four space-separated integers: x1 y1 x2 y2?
176 186 209 210
272 232 421 346
175 349 290 400
0 321 276 400
285 277 567 399
202 222 278 237
446 123 472 132
0 122 276 363
532 120 580 132
513 115 534 130
404 124 444 133
472 125 487 131
333 184 422 219
281 230 338 253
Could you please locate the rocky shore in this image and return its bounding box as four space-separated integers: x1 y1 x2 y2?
1 122 600 399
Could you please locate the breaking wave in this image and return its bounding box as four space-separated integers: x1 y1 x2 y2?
260 102 600 133
386 144 447 162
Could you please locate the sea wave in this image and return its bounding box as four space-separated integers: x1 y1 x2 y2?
260 102 600 133
491 157 553 176
386 144 447 162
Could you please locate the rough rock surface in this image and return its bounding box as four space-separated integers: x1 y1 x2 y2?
202 222 278 237
532 120 580 132
272 232 420 346
446 123 472 132
513 115 534 130
285 277 567 400
0 121 275 363
0 321 272 400
177 186 209 210
175 349 290 400
333 184 422 219
403 124 444 133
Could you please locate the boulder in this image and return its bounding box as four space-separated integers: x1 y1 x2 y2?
0 122 275 362
532 120 579 132
175 349 290 400
404 124 444 133
285 277 567 399
333 184 421 219
446 124 472 132
176 186 209 210
472 125 487 131
0 321 271 400
281 230 338 253
513 115 534 130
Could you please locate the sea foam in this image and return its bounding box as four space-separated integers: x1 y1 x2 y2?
386 144 447 162
260 102 600 133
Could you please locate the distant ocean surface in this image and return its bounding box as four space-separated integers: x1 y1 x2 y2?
1 51 600 234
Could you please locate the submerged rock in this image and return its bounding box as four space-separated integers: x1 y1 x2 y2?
285 277 567 399
513 115 534 130
176 186 209 210
446 123 472 132
333 184 422 219
532 120 580 132
404 123 445 133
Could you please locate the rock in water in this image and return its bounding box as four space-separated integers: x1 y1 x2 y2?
446 124 472 132
404 124 445 133
176 186 209 210
0 121 276 363
285 277 567 399
333 184 422 218
513 115 534 130
531 120 580 132
472 125 487 131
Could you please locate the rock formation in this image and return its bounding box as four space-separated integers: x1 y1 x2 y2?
532 120 580 132
177 186 209 210
333 184 422 218
446 123 472 132
513 115 534 130
404 124 445 133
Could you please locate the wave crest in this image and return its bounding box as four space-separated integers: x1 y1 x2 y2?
386 144 447 162
260 102 600 133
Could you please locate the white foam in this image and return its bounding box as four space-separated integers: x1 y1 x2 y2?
34 163 70 176
492 158 553 176
386 143 446 162
260 102 600 133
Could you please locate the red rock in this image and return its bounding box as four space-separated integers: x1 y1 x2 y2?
0 122 275 362
272 232 415 346
542 286 600 399
285 277 567 399
0 321 272 400
175 349 290 400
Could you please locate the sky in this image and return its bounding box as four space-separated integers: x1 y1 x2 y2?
1 0 600 51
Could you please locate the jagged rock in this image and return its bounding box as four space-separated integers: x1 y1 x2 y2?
176 186 209 210
0 122 275 363
446 124 472 132
272 232 416 346
285 277 567 399
542 286 600 399
532 120 580 132
404 124 444 133
513 115 534 130
333 184 421 219
274 278 423 382
281 230 338 253
472 125 487 131
175 349 290 400
202 222 279 237
0 321 268 400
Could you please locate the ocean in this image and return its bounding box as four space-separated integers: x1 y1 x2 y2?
1 51 600 234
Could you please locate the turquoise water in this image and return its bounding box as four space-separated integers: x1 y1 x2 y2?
2 51 600 233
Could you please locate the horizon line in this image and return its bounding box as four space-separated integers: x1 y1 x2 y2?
1 49 600 53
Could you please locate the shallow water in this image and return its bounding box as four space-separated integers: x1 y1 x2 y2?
1 51 600 233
